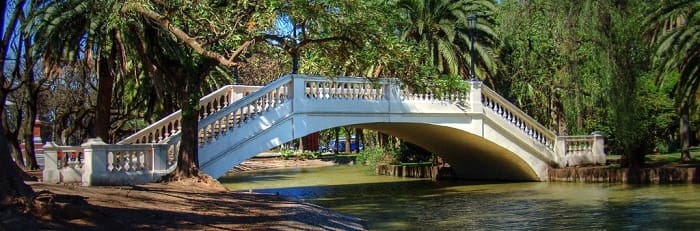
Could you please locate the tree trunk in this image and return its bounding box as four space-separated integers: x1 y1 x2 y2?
550 90 568 135
163 73 203 181
334 127 339 154
297 138 304 151
94 57 115 142
21 103 39 170
0 125 34 202
22 133 38 170
355 128 363 153
344 127 352 153
3 105 25 168
8 133 25 168
174 104 200 178
679 103 691 162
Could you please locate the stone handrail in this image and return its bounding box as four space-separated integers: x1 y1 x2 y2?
197 75 293 146
43 139 171 186
481 86 556 151
400 83 470 104
556 135 605 166
118 85 261 145
302 76 390 101
42 142 85 184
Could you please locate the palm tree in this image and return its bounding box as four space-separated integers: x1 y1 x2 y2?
35 0 259 180
397 0 498 81
645 0 700 162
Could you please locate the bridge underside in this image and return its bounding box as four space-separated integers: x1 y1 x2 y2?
358 123 540 181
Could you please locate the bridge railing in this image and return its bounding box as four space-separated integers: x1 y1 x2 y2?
43 139 171 186
481 86 556 151
42 143 84 184
555 135 606 166
301 76 390 101
400 83 470 105
118 85 261 145
197 75 293 146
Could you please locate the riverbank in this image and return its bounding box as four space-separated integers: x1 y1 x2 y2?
4 178 366 230
231 156 339 172
548 163 699 183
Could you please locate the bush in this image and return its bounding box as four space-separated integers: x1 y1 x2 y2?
356 146 387 169
395 142 433 163
279 148 294 160
300 150 320 159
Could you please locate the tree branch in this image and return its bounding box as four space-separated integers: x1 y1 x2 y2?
294 36 359 53
125 4 242 67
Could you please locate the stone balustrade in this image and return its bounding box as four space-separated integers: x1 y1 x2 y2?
197 77 293 146
43 138 170 186
481 86 557 151
555 135 606 167
118 85 262 145
303 77 388 100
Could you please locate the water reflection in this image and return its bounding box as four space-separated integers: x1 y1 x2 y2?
220 165 700 230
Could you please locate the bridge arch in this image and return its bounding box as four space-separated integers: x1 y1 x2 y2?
116 74 604 184
198 110 545 181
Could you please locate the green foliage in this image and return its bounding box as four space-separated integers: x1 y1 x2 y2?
279 148 320 160
356 146 388 170
394 142 433 164
279 148 295 160
497 0 612 134
397 0 498 81
300 150 320 160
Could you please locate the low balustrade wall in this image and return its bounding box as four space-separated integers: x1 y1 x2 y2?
43 138 171 186
555 135 606 167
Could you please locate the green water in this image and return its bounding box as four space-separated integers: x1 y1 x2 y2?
220 165 700 230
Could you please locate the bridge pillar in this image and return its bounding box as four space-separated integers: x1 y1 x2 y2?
384 78 401 101
469 81 483 113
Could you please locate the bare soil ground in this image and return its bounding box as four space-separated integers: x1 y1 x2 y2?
2 170 365 231
231 157 338 172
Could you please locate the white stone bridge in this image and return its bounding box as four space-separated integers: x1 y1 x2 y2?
43 74 605 185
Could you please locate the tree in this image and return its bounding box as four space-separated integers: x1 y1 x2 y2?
644 0 700 162
1 0 35 206
397 0 498 81
36 0 262 180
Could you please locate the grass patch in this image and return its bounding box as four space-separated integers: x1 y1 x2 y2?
645 152 700 163
606 148 700 165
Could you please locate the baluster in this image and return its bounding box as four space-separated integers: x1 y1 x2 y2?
345 83 351 99
271 88 279 106
318 82 323 98
131 151 139 171
116 152 125 171
352 83 358 99
197 127 203 145
246 102 252 119
236 108 243 126
122 152 131 171
220 117 227 135
138 151 146 170
364 83 369 99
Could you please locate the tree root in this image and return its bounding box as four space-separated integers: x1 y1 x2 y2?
159 171 228 192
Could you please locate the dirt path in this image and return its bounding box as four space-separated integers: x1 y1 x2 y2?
3 180 366 230
231 157 339 172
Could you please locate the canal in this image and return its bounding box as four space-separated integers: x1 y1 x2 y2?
220 165 700 230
